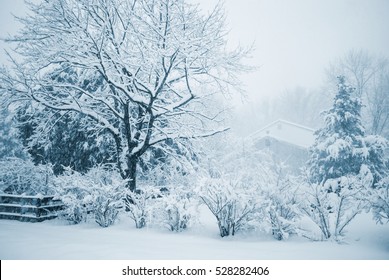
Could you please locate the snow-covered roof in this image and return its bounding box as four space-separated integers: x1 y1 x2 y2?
249 119 315 149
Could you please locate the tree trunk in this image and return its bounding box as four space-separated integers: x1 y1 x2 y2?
127 155 138 192
124 155 138 211
114 133 139 193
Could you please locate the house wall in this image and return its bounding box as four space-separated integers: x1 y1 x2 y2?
254 136 309 173
252 120 315 149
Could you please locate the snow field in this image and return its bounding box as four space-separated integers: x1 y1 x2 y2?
0 210 388 260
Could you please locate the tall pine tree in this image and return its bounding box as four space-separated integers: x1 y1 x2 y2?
308 76 387 190
303 76 388 240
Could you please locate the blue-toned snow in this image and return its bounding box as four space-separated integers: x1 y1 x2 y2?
0 210 388 260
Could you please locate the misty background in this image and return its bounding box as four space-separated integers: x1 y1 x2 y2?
1 0 389 135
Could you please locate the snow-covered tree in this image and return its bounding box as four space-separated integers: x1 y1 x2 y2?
16 107 116 174
304 76 388 240
0 0 250 191
0 102 27 160
8 66 115 174
308 76 366 186
326 49 389 138
308 76 387 188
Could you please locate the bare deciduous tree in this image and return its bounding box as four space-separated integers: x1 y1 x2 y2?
0 0 250 191
326 49 389 137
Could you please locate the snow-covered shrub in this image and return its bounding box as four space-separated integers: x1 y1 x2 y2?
125 186 160 229
153 186 197 232
241 158 303 241
300 176 365 241
197 134 305 239
94 195 121 228
0 157 53 195
53 166 124 226
56 186 92 224
369 184 389 224
261 176 301 240
360 173 389 224
198 177 258 237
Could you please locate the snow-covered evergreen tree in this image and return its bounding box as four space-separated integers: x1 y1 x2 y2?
17 108 116 175
304 76 388 240
308 76 365 187
0 105 27 160
308 76 387 189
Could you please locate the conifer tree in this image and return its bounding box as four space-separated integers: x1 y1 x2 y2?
0 107 27 160
308 76 386 189
303 76 388 240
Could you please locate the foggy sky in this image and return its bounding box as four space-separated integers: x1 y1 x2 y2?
201 0 389 101
1 0 388 130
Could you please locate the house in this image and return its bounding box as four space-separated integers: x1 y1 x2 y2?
248 119 315 172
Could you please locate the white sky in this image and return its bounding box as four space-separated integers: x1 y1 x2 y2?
1 0 389 117
197 0 389 101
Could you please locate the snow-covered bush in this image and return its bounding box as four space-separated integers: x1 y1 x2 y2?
360 173 389 224
300 176 365 241
0 157 53 195
56 186 92 224
125 186 161 229
94 195 121 228
125 185 197 231
153 186 197 232
261 176 301 240
198 177 258 237
369 184 389 224
53 166 124 226
197 134 305 239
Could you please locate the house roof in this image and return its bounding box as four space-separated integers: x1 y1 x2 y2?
248 119 315 149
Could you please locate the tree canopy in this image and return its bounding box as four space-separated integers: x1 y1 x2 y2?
0 0 250 190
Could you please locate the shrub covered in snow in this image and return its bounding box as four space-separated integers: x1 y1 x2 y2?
94 195 121 228
0 157 53 195
53 166 124 226
55 185 91 224
124 186 161 229
197 135 306 239
368 183 389 224
260 176 301 240
300 175 365 241
198 177 258 237
152 186 197 232
360 173 389 224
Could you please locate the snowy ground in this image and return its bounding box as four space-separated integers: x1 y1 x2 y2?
0 211 388 260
